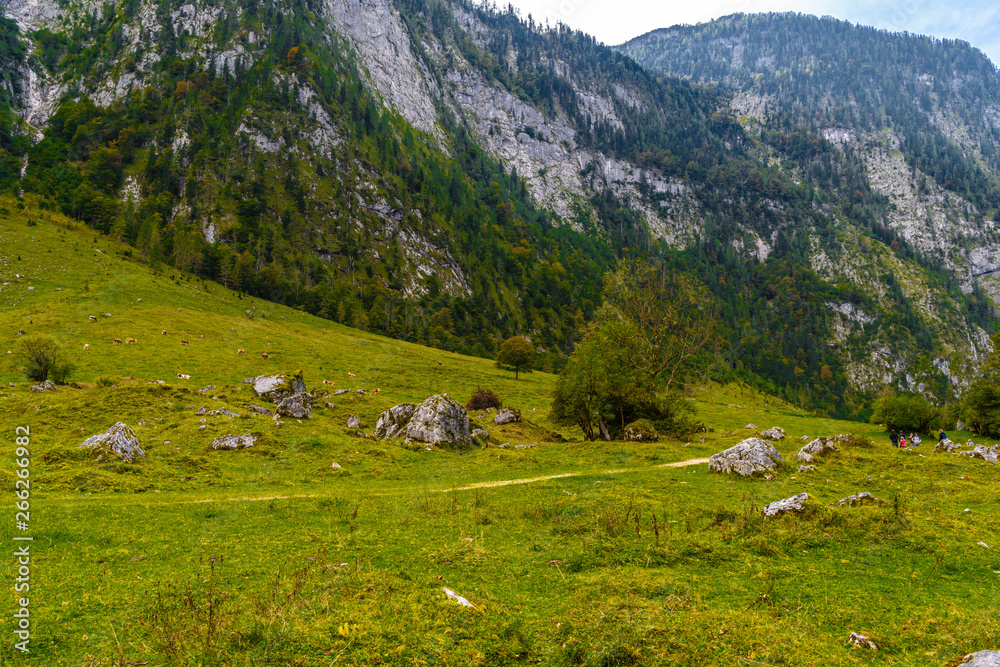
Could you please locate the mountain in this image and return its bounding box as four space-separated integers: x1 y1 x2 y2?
0 1 996 416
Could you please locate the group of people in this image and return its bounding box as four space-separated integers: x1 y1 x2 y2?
888 430 923 448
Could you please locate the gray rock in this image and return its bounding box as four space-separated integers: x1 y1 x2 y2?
934 438 962 453
30 379 56 393
847 632 877 650
217 408 239 417
252 372 307 403
197 385 216 394
963 650 1000 667
623 420 659 442
333 389 350 396
330 461 342 469
245 404 272 416
956 419 968 431
960 445 999 462
79 422 145 462
405 394 471 448
211 434 257 450
762 492 810 517
798 437 839 462
198 425 207 430
744 423 758 429
493 407 521 425
708 438 784 477
760 426 785 440
837 491 881 506
472 427 490 441
800 435 810 441
195 404 209 416
374 403 416 439
273 393 311 419
347 415 361 429
797 465 816 473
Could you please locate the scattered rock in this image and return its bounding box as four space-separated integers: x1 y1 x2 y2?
197 385 216 395
347 415 361 429
847 632 878 650
960 651 1000 667
762 492 810 517
799 435 810 441
759 426 786 440
797 437 839 463
217 408 239 417
325 401 336 409
273 393 311 419
493 407 521 425
956 419 968 432
472 427 490 441
79 422 145 462
797 465 816 473
514 444 534 449
708 438 784 478
935 438 962 453
137 419 148 426
211 434 257 450
374 403 417 439
198 425 207 430
405 394 471 448
623 419 659 442
195 405 209 416
837 491 881 507
244 404 272 416
744 423 758 429
333 389 350 396
30 379 57 393
442 587 475 609
252 371 307 403
330 461 342 469
959 445 998 463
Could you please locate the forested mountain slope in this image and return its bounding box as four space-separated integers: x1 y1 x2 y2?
0 2 995 416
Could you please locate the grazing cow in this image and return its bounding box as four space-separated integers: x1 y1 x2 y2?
322 380 335 385
176 373 191 379
112 338 123 345
372 387 380 394
261 352 270 359
83 344 90 350
436 361 443 365
180 340 189 345
162 330 167 335
125 338 137 344
89 315 97 322
199 335 204 339
237 349 246 355
347 372 355 377
231 328 236 332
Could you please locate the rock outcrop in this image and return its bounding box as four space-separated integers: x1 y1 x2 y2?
708 438 783 477
30 379 57 393
347 415 361 429
960 444 999 462
374 403 416 439
493 407 521 425
405 394 471 448
836 491 881 506
961 650 1000 667
759 426 786 440
252 372 307 403
211 434 257 450
623 419 658 442
797 437 839 463
762 492 810 517
934 438 962 453
273 393 311 419
847 632 878 650
79 422 145 462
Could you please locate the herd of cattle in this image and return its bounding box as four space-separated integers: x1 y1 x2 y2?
83 314 271 359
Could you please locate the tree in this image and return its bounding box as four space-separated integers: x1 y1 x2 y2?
16 335 73 383
496 335 535 379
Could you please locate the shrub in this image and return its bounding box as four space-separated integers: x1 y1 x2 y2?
95 377 116 388
466 387 501 411
870 393 941 433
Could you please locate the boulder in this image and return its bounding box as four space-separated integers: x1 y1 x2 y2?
493 407 521 426
708 438 783 478
405 394 472 448
956 419 968 431
837 491 881 507
30 379 57 393
195 405 209 415
211 434 257 450
847 633 878 650
347 415 361 429
759 426 786 440
744 423 758 429
962 651 1000 667
960 445 999 463
333 389 350 396
244 404 272 416
273 393 311 419
472 428 490 441
623 419 659 442
797 465 816 473
799 435 810 441
797 437 839 462
79 422 145 462
762 492 810 517
374 403 416 439
934 438 962 453
252 371 307 403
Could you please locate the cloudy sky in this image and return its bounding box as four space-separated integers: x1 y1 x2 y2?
495 0 1000 66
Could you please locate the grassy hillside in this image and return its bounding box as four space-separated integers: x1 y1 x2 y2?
0 204 998 665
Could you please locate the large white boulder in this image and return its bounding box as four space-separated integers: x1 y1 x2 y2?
373 403 416 439
79 422 145 462
405 394 471 448
708 438 783 477
252 371 306 403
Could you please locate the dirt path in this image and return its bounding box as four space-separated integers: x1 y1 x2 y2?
185 456 712 503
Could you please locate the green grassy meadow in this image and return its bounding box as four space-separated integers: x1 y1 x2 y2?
0 204 998 666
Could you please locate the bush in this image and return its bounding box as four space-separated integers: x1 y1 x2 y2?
965 379 1000 438
466 387 500 411
871 393 941 433
95 377 116 388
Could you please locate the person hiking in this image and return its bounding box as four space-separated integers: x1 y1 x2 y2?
890 430 899 447
939 429 947 443
911 433 921 447
899 434 907 448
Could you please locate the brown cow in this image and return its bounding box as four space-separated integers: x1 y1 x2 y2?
83 344 90 350
180 340 189 345
112 338 123 345
347 372 356 377
322 380 335 385
125 338 137 344
89 315 97 322
237 349 245 355
261 352 270 359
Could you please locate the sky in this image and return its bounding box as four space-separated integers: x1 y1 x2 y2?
492 0 1000 66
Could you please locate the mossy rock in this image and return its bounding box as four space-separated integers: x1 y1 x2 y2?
623 419 658 442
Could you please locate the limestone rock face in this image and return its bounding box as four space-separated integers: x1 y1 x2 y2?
960 444 999 462
963 650 1000 667
252 372 307 403
797 437 839 462
374 403 416 439
79 422 145 462
405 394 471 448
934 438 962 453
493 407 521 425
273 393 311 419
708 438 783 477
760 426 786 440
623 419 659 442
211 434 257 450
762 492 810 517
